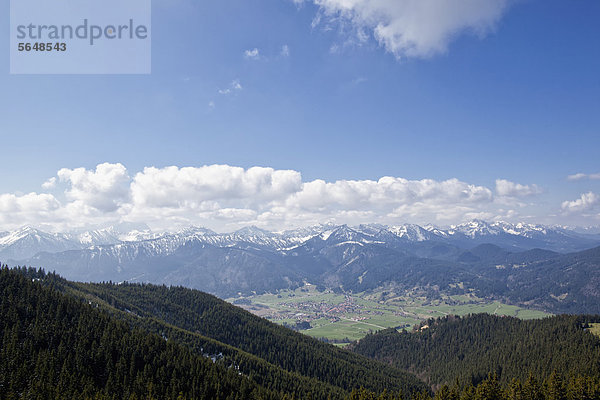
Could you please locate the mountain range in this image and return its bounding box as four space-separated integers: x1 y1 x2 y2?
3 220 600 314
0 222 158 260
3 220 598 260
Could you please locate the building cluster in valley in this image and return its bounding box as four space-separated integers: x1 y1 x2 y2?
266 296 385 324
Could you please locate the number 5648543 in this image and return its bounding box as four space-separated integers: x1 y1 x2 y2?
17 42 66 51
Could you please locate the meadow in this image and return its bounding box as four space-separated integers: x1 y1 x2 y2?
228 283 550 344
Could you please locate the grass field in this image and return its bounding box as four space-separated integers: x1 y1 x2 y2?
228 284 551 344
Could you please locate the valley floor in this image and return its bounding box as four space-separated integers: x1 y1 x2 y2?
227 283 551 344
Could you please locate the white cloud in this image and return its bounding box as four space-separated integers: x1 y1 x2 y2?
231 80 242 90
0 163 553 231
495 179 541 197
124 165 303 230
281 44 290 57
57 162 130 212
260 176 497 228
351 77 368 85
130 165 302 208
567 172 600 181
567 173 587 181
244 48 260 60
0 164 131 230
42 177 56 189
0 192 61 227
218 79 243 95
285 177 493 212
0 192 60 214
308 0 511 59
561 192 600 213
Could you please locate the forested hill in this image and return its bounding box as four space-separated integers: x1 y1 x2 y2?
64 277 427 396
0 266 428 399
5 267 600 400
350 313 600 389
0 267 277 399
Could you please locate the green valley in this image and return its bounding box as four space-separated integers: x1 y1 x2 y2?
228 283 550 343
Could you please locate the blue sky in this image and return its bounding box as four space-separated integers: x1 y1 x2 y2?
0 0 599 232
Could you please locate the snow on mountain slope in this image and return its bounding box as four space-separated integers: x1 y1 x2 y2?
388 224 434 241
76 229 120 246
448 220 568 239
74 222 161 244
0 226 81 260
0 224 165 260
3 220 600 264
278 223 338 243
449 220 500 238
7 220 600 300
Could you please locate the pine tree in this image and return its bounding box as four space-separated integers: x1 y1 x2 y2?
545 371 566 400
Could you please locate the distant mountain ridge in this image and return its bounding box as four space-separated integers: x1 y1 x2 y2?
3 219 597 261
0 222 159 260
4 220 600 314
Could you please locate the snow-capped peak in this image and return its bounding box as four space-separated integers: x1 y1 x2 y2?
326 225 363 242
2 220 598 263
234 226 272 238
0 225 69 246
389 224 432 241
450 220 499 238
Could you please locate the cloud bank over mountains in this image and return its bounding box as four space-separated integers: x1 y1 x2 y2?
562 192 599 214
1 162 595 232
495 179 541 198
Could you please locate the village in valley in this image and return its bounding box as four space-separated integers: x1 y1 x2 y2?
228 283 550 344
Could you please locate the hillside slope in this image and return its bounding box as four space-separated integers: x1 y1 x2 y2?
350 313 600 388
0 267 278 399
61 276 427 396
2 266 428 398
